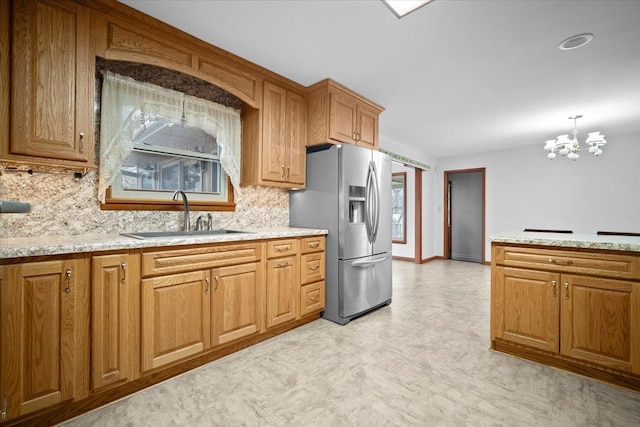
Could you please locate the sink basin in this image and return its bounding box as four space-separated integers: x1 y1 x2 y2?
121 230 251 240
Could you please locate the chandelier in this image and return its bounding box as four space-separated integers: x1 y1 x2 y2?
544 115 607 160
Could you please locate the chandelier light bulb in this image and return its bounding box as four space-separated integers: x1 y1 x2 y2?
588 145 598 154
559 147 570 156
567 152 579 161
594 149 603 156
547 152 556 159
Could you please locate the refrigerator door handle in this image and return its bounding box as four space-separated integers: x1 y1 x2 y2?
350 254 389 267
365 162 374 243
371 161 380 242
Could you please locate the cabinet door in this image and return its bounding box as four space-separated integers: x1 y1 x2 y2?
262 82 287 182
141 270 210 372
1 259 88 420
266 256 298 328
211 262 263 346
356 104 379 150
493 267 560 352
286 90 306 185
91 254 136 391
11 0 93 164
329 91 357 144
561 275 640 373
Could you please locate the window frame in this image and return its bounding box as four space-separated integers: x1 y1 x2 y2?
391 172 407 244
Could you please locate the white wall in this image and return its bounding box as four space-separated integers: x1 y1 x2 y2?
391 162 415 259
435 133 640 262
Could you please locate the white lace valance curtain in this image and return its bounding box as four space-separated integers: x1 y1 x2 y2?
183 95 242 191
98 71 242 203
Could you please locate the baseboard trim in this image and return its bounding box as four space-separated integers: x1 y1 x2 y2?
492 339 640 393
392 256 415 262
483 260 491 266
421 256 443 264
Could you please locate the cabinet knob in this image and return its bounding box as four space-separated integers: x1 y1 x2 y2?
205 276 210 294
214 275 219 291
79 132 85 154
309 265 319 271
309 242 319 248
309 295 318 302
551 280 557 298
565 281 570 300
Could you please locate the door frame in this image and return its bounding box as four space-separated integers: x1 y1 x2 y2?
443 167 486 263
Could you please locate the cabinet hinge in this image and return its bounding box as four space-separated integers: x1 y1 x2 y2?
1 397 7 420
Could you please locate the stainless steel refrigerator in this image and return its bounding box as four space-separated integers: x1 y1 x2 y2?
290 143 392 325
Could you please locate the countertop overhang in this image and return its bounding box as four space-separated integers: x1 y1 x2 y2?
489 231 640 253
0 227 328 259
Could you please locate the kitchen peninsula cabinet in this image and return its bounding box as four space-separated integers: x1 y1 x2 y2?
4 0 95 169
242 82 306 188
91 253 139 390
491 238 640 391
0 258 89 422
307 79 384 150
266 239 300 328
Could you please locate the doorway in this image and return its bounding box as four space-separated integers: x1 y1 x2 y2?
443 168 485 263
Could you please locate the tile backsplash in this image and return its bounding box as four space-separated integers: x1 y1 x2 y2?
0 171 289 239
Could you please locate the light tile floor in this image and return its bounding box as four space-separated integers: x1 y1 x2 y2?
61 260 640 426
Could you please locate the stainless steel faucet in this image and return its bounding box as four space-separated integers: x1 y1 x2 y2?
172 190 191 231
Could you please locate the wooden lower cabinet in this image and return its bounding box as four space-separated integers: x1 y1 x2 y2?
0 258 89 422
141 270 211 372
91 253 138 391
493 267 560 352
266 256 298 328
211 262 263 346
560 274 639 372
491 243 640 390
300 281 325 317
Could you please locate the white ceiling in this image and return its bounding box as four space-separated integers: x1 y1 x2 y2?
120 0 640 158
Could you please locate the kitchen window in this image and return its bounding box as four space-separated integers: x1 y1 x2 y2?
392 172 406 243
99 71 240 211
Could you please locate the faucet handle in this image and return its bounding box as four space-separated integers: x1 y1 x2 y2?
195 215 204 231
207 213 213 231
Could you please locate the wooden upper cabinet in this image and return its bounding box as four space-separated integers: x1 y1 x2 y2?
307 79 384 150
7 0 94 167
242 81 306 188
0 258 89 421
329 91 357 144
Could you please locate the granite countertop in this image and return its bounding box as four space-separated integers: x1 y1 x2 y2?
489 231 640 253
0 227 328 259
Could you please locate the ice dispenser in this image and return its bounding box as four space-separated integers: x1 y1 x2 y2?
348 185 365 223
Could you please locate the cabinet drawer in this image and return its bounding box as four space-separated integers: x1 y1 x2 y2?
301 236 325 254
301 252 325 284
267 239 299 258
494 245 640 280
300 281 325 317
141 242 262 277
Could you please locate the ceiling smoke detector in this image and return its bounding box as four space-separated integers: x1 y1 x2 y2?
558 33 594 50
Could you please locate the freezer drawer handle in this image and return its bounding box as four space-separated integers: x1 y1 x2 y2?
351 255 389 267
